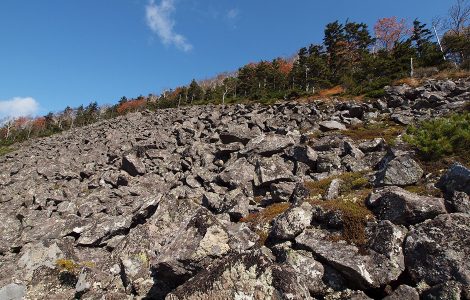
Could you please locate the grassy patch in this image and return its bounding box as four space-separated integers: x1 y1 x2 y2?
0 146 13 156
240 202 291 246
310 198 374 248
404 112 470 163
404 185 443 198
342 122 404 145
304 171 371 200
305 172 374 248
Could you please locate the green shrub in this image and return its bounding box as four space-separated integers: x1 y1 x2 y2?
404 112 470 161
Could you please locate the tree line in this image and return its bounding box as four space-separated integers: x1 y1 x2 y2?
1 1 469 147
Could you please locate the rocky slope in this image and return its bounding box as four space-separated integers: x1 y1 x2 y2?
0 79 469 300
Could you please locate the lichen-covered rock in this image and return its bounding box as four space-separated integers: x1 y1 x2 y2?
272 243 327 295
270 181 297 203
271 202 313 240
295 222 406 289
217 157 255 189
165 250 311 300
0 283 27 300
446 191 470 213
421 281 470 300
367 187 446 225
436 163 470 195
404 213 470 287
242 133 295 156
254 156 294 186
375 155 423 186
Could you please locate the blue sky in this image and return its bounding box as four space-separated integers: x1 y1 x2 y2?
0 0 454 118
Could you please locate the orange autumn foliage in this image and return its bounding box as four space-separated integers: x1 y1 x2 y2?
117 99 146 115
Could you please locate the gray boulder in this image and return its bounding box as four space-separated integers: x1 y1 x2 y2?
0 284 26 300
121 153 146 176
317 152 342 173
383 285 419 300
270 182 297 202
242 133 295 156
375 155 423 186
447 191 470 214
319 120 347 131
436 163 470 195
219 124 256 144
367 187 447 225
218 157 255 189
421 281 469 300
166 250 312 300
254 156 294 186
404 213 470 286
296 223 406 289
359 138 385 153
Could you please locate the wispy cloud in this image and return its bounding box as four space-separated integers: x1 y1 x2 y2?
145 0 193 52
0 97 39 121
226 8 239 20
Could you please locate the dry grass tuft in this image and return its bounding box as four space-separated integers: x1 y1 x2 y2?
393 77 422 87
317 86 344 97
342 122 404 145
240 202 291 225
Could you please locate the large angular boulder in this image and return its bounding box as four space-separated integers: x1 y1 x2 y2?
165 250 311 300
270 182 297 202
319 120 346 131
121 154 146 176
219 125 257 145
149 209 233 296
436 163 470 195
367 187 447 225
296 222 406 289
272 243 327 296
383 285 419 300
242 133 294 156
404 213 470 287
254 156 294 186
287 145 318 168
217 158 255 189
375 155 423 187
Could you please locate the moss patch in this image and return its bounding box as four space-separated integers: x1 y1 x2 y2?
309 199 374 248
305 172 374 248
342 122 404 145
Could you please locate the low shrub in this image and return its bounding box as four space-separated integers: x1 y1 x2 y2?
404 112 470 161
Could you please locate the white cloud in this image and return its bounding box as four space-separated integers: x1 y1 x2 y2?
226 8 239 20
0 97 39 121
146 0 193 52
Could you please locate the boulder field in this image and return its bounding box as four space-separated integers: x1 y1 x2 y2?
0 79 469 299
